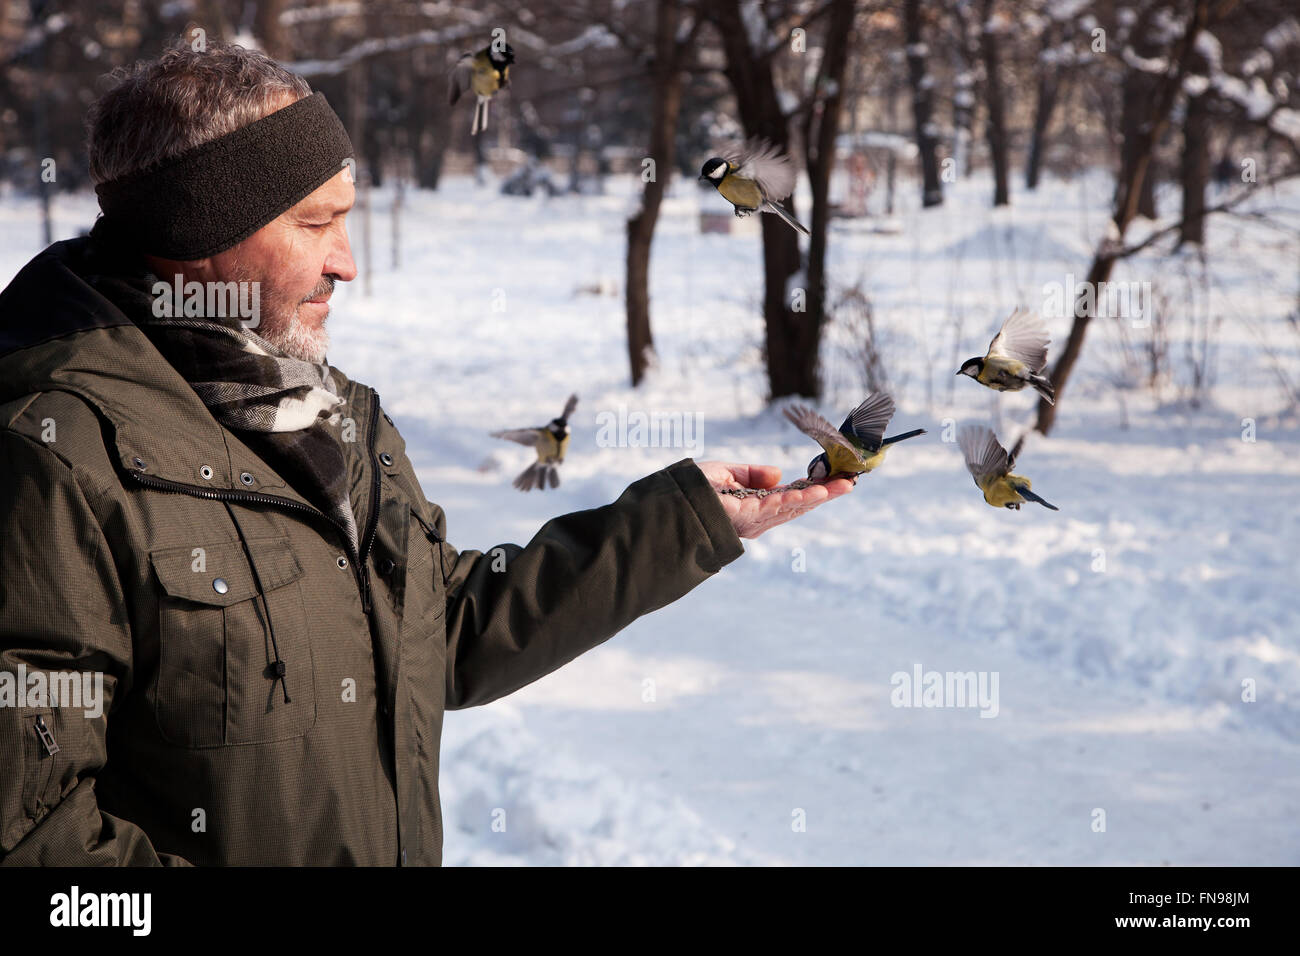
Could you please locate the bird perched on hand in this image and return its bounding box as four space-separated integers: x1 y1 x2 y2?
957 424 1059 511
448 42 515 136
699 138 810 236
957 308 1056 404
783 392 926 483
491 394 577 491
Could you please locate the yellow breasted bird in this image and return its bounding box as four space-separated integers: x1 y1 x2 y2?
491 393 577 491
448 42 515 136
700 138 810 236
783 392 926 484
957 424 1059 511
957 308 1056 404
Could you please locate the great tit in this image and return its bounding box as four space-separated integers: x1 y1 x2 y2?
491 393 577 491
700 138 810 236
957 424 1059 511
449 42 515 136
783 392 926 483
957 308 1056 404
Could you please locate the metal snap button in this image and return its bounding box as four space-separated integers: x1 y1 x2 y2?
380 557 395 575
132 456 145 469
336 555 348 569
212 577 229 594
380 453 394 467
240 472 254 485
199 465 214 480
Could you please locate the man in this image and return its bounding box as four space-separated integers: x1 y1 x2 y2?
0 43 850 866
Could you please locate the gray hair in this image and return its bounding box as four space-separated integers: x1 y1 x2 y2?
87 41 311 185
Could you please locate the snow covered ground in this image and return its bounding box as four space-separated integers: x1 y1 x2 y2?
4 166 1298 865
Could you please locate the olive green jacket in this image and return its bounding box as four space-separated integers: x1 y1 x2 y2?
0 237 745 866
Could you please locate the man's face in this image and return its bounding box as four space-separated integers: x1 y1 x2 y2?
211 168 357 364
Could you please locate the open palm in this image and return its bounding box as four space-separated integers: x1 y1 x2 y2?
695 461 854 539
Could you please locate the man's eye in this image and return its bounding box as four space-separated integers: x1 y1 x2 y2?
306 221 330 229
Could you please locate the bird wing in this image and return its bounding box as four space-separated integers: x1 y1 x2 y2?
839 392 895 451
1006 433 1026 470
491 427 542 447
448 52 475 105
784 404 860 457
986 308 1050 372
721 137 797 202
560 393 578 421
958 424 1009 483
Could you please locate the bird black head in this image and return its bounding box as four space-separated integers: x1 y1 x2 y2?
699 157 728 182
488 42 515 67
548 418 569 438
805 452 830 481
957 357 983 378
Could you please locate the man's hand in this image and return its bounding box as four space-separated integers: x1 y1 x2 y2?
695 461 854 539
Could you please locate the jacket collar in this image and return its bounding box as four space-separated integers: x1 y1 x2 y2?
0 235 359 509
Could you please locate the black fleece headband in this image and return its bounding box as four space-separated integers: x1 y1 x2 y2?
95 92 354 260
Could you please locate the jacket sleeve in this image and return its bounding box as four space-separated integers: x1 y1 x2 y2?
431 457 745 709
0 430 191 866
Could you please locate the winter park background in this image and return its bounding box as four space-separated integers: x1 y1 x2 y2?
3 0 1299 865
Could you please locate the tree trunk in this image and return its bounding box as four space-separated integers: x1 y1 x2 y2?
710 0 811 398
800 0 857 397
1036 1 1208 435
625 0 686 385
980 0 1010 206
1025 26 1062 191
1179 48 1211 246
1117 14 1163 220
904 0 943 207
253 0 289 60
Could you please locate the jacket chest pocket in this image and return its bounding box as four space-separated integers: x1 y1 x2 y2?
149 537 316 748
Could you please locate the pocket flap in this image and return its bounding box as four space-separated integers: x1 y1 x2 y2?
150 538 303 607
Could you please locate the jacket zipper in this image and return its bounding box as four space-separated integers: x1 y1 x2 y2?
34 714 59 756
357 391 383 615
122 386 386 616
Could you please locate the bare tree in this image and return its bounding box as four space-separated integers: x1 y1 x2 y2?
979 0 1010 205
799 0 857 396
1025 4 1084 190
1178 42 1211 245
625 0 698 385
705 0 811 398
904 0 944 206
1037 0 1210 434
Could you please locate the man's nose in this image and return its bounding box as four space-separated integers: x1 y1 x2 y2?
326 230 358 283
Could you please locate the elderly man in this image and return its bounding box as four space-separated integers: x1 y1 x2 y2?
0 42 849 866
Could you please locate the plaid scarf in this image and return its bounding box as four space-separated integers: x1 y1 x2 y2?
83 219 360 557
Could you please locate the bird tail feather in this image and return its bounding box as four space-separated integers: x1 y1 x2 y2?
763 200 810 236
512 461 560 491
1018 487 1059 511
513 461 542 491
1030 375 1056 405
882 428 927 445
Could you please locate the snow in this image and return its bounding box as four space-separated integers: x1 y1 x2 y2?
4 167 1299 865
1263 18 1300 53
